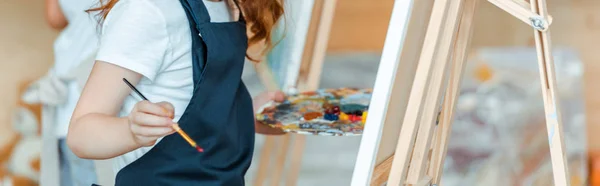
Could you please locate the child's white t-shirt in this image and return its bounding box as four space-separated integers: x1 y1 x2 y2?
94 0 232 176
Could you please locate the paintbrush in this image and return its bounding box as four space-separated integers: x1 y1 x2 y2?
122 78 204 153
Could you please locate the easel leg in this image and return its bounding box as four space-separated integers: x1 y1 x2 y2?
283 0 337 185
405 0 464 183
284 134 306 186
252 57 283 186
254 136 276 185
427 0 479 184
269 135 292 186
414 176 433 186
252 0 335 184
530 0 570 185
354 0 436 184
386 0 454 184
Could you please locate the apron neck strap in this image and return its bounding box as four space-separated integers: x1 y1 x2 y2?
183 0 246 25
184 0 211 24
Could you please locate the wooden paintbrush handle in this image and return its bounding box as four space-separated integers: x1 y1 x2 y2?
171 124 197 147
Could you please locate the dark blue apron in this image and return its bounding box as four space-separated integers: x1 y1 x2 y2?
113 0 255 185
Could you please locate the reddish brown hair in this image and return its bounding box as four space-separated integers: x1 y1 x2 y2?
87 0 283 62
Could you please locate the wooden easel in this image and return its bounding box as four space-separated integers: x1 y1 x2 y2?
252 0 338 185
352 0 570 185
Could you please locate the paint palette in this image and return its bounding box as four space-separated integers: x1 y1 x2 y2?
255 88 372 136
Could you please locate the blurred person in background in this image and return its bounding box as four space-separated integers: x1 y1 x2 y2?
21 0 100 185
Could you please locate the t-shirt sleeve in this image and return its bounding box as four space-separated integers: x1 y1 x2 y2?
95 0 169 81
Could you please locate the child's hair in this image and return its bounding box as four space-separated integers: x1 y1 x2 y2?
87 0 284 62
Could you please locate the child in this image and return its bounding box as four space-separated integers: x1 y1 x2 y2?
42 0 99 184
67 0 284 185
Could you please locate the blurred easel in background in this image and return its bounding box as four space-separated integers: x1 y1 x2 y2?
251 0 338 185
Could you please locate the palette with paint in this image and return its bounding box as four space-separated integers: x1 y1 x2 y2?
255 88 372 136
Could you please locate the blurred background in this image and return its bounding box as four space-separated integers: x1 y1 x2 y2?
1 0 599 185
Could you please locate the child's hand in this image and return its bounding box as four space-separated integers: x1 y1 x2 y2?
252 91 286 111
253 91 286 135
128 101 176 147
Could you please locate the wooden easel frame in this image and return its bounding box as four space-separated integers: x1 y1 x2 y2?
252 0 338 185
352 0 570 185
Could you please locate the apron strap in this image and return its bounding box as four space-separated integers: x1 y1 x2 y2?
182 0 246 27
182 0 212 26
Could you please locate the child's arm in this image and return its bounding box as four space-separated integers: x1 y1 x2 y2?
67 62 175 160
68 0 172 159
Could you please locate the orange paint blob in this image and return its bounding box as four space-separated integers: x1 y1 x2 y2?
303 112 323 120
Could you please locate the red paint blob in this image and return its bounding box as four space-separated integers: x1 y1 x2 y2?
196 146 204 152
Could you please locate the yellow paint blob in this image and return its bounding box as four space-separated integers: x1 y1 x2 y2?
362 111 368 125
339 112 349 121
474 64 493 82
283 125 299 130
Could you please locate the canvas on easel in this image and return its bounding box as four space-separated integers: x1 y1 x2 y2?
352 0 570 185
